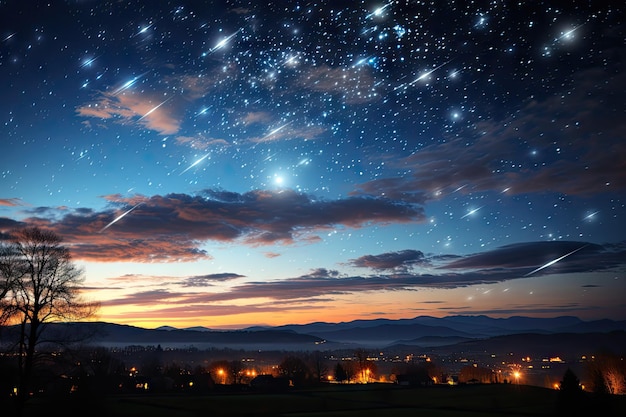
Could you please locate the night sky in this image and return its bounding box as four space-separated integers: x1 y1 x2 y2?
1 1 625 329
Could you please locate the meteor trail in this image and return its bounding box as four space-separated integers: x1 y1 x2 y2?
180 153 210 175
99 203 143 233
460 206 483 219
366 3 392 19
411 60 452 84
138 97 172 121
112 71 150 95
203 29 241 56
524 244 588 277
557 23 585 41
80 55 101 68
2 32 16 42
258 122 292 142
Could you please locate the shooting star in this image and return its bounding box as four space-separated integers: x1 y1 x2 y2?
80 55 101 69
557 23 585 41
256 122 292 143
2 32 16 42
460 206 483 219
134 22 155 37
410 60 452 84
452 184 468 193
111 71 150 95
524 244 588 277
138 97 172 121
366 2 392 19
203 29 241 56
99 203 143 233
180 153 210 175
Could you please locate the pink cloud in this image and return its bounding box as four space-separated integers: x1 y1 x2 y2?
76 92 181 135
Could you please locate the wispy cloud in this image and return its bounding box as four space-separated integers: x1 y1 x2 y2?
0 198 24 207
77 92 181 135
182 273 246 287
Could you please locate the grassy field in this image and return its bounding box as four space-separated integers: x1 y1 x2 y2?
8 383 626 417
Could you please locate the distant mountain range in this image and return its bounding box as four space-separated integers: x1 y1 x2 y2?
1 315 624 352
249 315 626 347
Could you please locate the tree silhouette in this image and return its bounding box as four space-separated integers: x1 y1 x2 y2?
278 355 310 386
0 226 99 415
308 351 329 383
560 368 581 393
586 351 626 395
556 368 585 417
334 363 348 382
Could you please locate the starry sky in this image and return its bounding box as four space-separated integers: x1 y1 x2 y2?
1 1 625 329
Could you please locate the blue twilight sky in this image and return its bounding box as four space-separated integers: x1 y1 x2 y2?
1 1 625 329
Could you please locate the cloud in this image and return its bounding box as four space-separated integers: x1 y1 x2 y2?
182 273 246 287
77 92 181 135
175 135 230 150
196 240 626 302
435 305 600 316
103 289 180 306
441 241 625 276
0 198 24 207
7 189 424 262
350 249 426 271
300 268 341 279
242 111 273 125
352 66 626 201
85 240 626 321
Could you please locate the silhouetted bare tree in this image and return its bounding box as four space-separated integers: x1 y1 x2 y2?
0 237 23 324
0 226 99 415
586 351 626 395
278 355 310 386
308 351 329 383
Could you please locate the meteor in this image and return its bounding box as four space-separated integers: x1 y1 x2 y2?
460 206 483 219
524 244 588 277
111 71 150 95
138 97 172 121
452 184 467 193
203 29 241 56
557 23 585 41
2 32 16 42
410 60 452 84
180 153 210 175
259 122 292 142
99 203 143 233
80 55 101 68
136 22 154 36
366 3 392 19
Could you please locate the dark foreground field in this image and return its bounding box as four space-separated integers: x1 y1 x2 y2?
6 383 626 417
